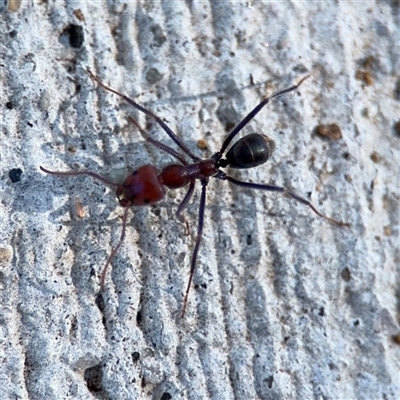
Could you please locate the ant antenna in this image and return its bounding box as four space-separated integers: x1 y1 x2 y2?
39 166 119 188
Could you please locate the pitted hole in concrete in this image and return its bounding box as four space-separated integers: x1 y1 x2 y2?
132 351 140 363
66 24 84 48
84 362 106 397
95 293 107 328
266 375 274 389
8 168 23 182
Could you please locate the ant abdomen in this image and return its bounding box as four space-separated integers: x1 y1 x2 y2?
224 133 275 169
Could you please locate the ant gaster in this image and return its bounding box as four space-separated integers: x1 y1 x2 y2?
40 69 349 317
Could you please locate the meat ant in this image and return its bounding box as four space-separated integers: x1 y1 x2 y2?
40 69 349 317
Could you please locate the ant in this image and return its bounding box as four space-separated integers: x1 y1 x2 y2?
40 69 349 317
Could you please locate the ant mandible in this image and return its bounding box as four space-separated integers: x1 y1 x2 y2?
40 69 349 317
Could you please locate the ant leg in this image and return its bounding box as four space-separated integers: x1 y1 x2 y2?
181 180 208 317
41 165 131 288
176 180 195 221
40 166 119 188
219 75 310 155
283 189 350 226
128 117 187 165
176 180 195 235
87 68 200 162
100 207 130 290
221 174 349 227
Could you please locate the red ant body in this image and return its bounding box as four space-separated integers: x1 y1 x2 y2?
40 70 349 317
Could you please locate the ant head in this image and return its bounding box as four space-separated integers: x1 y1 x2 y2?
219 133 275 169
116 165 166 207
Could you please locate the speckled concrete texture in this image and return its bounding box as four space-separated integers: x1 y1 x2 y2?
1 2 399 400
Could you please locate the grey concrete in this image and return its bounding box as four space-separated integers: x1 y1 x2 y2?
1 1 399 399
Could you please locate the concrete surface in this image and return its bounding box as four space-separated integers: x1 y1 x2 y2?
1 1 399 400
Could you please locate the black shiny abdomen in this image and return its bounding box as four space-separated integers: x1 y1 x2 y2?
225 133 275 169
